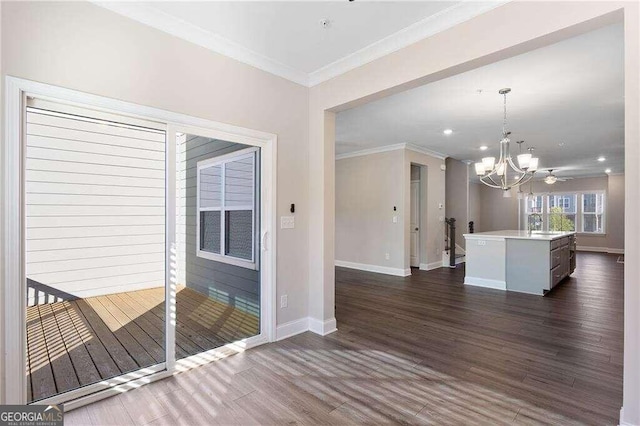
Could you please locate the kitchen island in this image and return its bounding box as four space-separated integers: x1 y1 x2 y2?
463 230 576 295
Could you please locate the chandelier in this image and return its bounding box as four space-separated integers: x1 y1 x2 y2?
474 88 539 193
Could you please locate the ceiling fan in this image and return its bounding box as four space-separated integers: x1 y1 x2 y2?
543 169 572 185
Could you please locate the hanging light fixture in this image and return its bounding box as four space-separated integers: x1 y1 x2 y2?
474 88 539 193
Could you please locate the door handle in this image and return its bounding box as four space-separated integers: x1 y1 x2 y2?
261 231 268 251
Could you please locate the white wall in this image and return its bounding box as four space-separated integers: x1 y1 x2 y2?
335 149 406 274
1 0 309 324
404 150 446 270
0 3 310 400
335 148 446 275
0 0 5 404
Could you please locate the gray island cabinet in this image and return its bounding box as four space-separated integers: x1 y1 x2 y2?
463 230 576 295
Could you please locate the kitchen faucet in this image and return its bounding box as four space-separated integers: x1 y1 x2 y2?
528 213 543 235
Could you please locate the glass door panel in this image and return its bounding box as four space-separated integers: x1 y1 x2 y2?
25 101 166 402
174 132 260 359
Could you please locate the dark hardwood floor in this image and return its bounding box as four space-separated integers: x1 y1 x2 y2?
66 252 623 425
333 251 623 425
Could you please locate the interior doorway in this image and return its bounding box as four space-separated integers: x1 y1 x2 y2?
410 165 421 267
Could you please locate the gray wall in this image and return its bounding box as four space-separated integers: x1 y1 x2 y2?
478 184 520 232
178 136 259 316
476 175 624 251
607 174 625 250
468 182 482 233
445 158 469 248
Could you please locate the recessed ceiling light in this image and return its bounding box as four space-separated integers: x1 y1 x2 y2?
605 168 612 174
479 145 488 151
443 129 453 135
598 156 606 162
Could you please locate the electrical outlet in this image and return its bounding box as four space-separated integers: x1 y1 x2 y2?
478 240 487 246
280 295 288 308
385 253 390 260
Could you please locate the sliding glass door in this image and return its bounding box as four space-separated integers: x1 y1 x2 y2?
173 132 261 360
3 81 273 405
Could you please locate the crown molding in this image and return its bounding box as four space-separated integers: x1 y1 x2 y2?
405 143 448 160
335 143 446 161
93 1 509 88
93 1 310 86
308 1 510 86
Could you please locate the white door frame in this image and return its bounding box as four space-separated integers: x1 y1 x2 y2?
410 180 420 268
2 76 277 406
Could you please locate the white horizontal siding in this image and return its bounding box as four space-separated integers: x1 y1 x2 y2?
26 170 164 188
27 109 166 142
26 108 166 304
27 224 164 239
28 205 164 216
27 215 164 228
27 244 165 264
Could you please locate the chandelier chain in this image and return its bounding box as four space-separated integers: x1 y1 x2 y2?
503 91 507 136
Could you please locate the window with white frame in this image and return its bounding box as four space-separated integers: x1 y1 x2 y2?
524 191 605 234
582 192 606 233
197 147 258 269
548 194 577 232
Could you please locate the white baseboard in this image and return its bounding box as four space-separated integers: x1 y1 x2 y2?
577 245 625 254
275 316 338 341
308 317 337 336
420 261 443 271
619 407 638 426
275 317 311 341
464 276 506 290
335 260 411 277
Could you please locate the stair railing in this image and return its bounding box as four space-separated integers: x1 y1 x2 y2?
444 218 456 267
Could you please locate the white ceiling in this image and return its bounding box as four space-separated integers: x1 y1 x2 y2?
336 23 625 179
96 1 506 86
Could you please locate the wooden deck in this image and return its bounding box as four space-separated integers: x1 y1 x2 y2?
27 286 259 402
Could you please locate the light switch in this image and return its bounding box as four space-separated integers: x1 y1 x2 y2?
281 216 295 229
392 215 398 223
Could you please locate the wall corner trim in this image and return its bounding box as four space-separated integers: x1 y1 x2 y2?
619 406 638 426
420 261 444 271
464 277 507 290
335 260 411 277
308 317 338 336
275 317 311 341
275 317 338 341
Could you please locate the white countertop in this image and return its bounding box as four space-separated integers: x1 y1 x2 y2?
463 230 575 241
